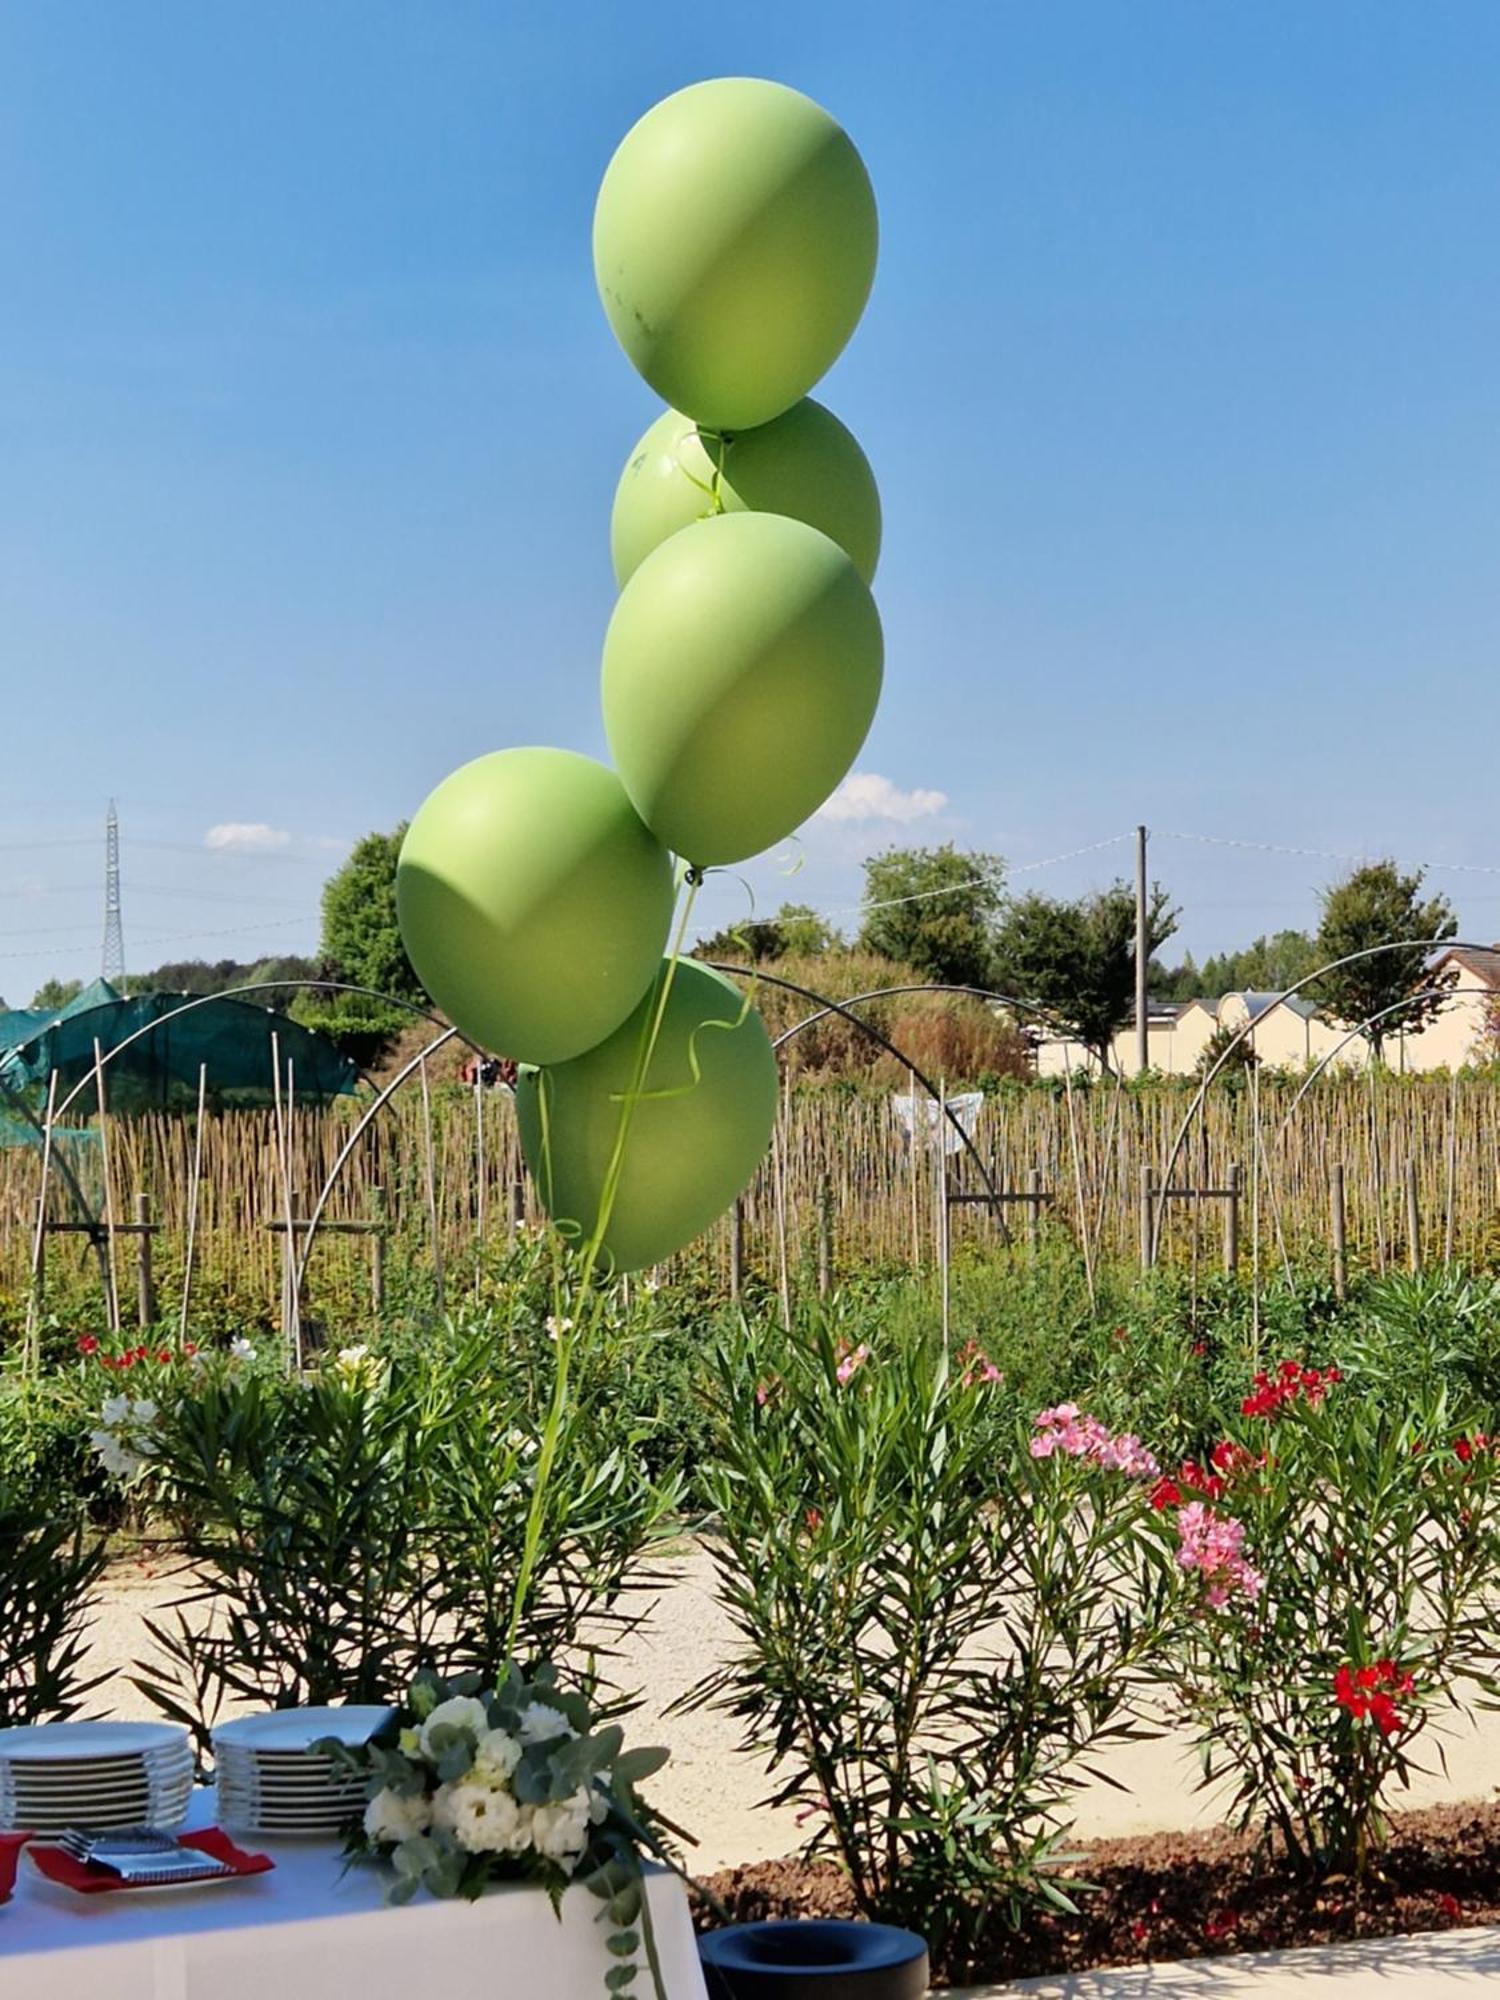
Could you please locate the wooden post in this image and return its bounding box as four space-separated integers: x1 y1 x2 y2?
134 1193 157 1328
729 1197 744 1301
1224 1161 1241 1276
816 1174 833 1298
1139 1163 1156 1273
1444 1075 1458 1267
1330 1163 1347 1302
418 1052 444 1308
370 1186 387 1318
1406 1160 1422 1275
1026 1166 1043 1256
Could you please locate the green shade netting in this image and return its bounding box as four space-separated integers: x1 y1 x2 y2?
0 990 358 1117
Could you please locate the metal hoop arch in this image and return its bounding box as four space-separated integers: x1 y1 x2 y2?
1154 935 1473 1262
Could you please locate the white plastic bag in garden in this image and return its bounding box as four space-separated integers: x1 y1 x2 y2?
890 1091 983 1155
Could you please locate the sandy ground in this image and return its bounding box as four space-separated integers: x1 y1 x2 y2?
82 1542 1500 1876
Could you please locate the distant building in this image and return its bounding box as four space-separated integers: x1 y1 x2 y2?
1031 952 1500 1078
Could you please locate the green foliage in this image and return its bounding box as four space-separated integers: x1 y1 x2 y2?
0 1472 108 1727
693 1309 1177 1975
321 825 421 1001
995 880 1177 1069
28 977 82 1010
136 1325 677 1751
1195 1020 1260 1080
858 844 1005 988
1166 1373 1500 1875
695 902 843 962
1313 860 1457 1058
1162 931 1320 1003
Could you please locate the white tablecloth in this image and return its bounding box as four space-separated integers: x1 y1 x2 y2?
1 1791 708 2000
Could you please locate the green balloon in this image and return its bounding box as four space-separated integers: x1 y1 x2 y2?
610 398 882 588
602 511 883 867
397 748 674 1065
593 78 878 431
517 959 776 1273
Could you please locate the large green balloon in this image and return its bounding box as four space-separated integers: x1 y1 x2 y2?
593 78 878 431
602 512 883 867
610 398 882 588
517 959 776 1273
397 748 674 1066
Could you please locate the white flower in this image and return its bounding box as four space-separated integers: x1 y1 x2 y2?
230 1336 255 1361
418 1694 492 1760
131 1398 158 1425
472 1728 522 1784
517 1702 575 1748
529 1788 592 1870
398 1727 422 1758
544 1315 573 1341
363 1786 432 1845
90 1431 143 1482
337 1344 370 1368
503 1428 538 1458
433 1778 532 1856
101 1394 132 1426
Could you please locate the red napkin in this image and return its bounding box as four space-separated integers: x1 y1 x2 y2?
0 1831 30 1904
26 1827 274 1894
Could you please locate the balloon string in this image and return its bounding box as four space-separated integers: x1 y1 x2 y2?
506 869 701 1659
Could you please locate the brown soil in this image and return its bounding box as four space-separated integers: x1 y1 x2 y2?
695 1799 1500 1988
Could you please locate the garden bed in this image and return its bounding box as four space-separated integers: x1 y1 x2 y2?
696 1797 1500 1988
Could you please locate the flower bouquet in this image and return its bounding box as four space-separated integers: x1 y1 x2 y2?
321 1664 677 1998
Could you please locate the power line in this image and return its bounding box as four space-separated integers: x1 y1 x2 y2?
1156 829 1500 878
0 917 310 963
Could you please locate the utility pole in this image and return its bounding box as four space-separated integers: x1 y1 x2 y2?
1135 823 1149 1075
101 800 125 983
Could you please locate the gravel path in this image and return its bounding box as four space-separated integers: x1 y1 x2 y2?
81 1545 1500 1874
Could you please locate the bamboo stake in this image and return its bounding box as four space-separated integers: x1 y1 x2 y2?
24 1069 58 1374
93 1038 120 1335
179 1062 206 1342
418 1051 444 1308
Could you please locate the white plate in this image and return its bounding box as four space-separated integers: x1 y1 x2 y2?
211 1708 391 1754
0 1722 189 1763
12 1756 193 1787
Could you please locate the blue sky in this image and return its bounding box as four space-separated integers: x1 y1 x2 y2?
3 1 1498 997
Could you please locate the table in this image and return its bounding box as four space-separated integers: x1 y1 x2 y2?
0 1791 709 2000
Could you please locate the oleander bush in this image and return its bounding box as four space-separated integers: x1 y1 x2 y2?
691 1309 1181 1972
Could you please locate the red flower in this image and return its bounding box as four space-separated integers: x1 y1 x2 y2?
118 1352 135 1370
1456 1437 1474 1464
134 1345 148 1362
1149 1477 1182 1511
76 1335 99 1355
803 1508 823 1534
184 1342 198 1358
1192 1339 1208 1357
1334 1659 1414 1733
156 1348 172 1365
1437 1892 1462 1922
1204 1909 1240 1940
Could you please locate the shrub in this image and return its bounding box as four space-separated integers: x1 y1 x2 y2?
1160 1361 1500 1876
692 1311 1177 1976
0 1480 107 1728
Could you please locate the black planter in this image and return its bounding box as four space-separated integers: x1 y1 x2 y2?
699 1919 929 2000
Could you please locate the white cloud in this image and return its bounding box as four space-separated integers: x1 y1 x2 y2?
204 822 293 853
817 773 949 826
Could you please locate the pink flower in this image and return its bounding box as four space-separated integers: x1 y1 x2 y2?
1030 1408 1159 1481
1175 1502 1262 1606
835 1342 870 1385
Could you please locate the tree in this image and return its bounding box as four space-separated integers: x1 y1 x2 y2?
858 845 1005 988
29 978 82 1011
1312 860 1457 1061
1161 930 1320 1001
695 902 843 963
319 826 423 1004
995 880 1178 1072
1195 1020 1259 1081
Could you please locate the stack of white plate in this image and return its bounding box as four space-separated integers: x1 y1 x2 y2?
0 1720 194 1833
212 1706 392 1838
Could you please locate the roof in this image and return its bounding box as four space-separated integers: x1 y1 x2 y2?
1433 946 1500 989
1234 990 1319 1023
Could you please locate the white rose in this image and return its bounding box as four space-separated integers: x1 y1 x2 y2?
472 1728 522 1783
363 1786 432 1845
433 1778 528 1856
418 1695 492 1760
529 1788 592 1871
517 1702 575 1747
